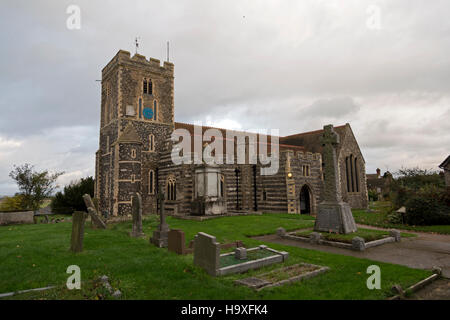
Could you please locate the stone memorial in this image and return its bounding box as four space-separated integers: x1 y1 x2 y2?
83 194 107 229
314 125 357 234
129 192 144 238
70 211 86 253
150 188 169 248
168 229 187 255
193 232 220 276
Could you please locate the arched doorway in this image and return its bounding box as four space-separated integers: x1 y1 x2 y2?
299 185 311 215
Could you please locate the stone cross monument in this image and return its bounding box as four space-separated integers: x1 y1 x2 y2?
314 125 357 234
129 192 144 238
150 187 169 247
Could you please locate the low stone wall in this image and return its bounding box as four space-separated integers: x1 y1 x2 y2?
0 211 34 226
277 227 401 251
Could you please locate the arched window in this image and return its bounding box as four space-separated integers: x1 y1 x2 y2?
131 149 136 159
148 169 155 195
219 174 225 198
149 134 155 152
167 176 176 201
148 79 153 95
153 100 157 121
143 79 148 94
138 98 142 119
345 154 360 193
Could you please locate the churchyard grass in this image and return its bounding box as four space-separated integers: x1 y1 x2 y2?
0 213 430 299
352 201 450 235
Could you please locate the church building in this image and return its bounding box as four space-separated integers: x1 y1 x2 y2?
94 50 368 218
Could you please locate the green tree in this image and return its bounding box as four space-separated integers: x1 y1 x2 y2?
0 194 26 211
9 164 64 211
51 177 95 213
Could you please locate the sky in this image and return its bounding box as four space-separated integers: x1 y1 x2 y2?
0 0 449 195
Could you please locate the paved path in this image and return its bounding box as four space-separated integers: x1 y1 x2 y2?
254 225 450 278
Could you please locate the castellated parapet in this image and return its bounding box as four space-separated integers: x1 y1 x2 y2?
102 50 174 78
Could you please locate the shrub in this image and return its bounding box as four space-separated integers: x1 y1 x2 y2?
51 177 94 214
368 190 379 201
404 186 450 226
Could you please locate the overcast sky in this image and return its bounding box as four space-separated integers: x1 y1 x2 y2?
0 0 449 195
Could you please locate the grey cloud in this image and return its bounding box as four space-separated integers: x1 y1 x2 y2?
1 0 450 194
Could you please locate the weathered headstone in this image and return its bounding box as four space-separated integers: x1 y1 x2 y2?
309 232 322 244
83 194 106 229
314 125 357 234
193 232 220 276
168 229 186 254
70 211 86 253
352 236 365 251
150 189 169 247
389 229 401 242
129 192 144 237
276 227 286 237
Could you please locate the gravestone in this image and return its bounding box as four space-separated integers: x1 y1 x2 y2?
150 188 169 248
70 211 86 253
193 232 220 276
129 192 144 237
314 125 357 234
83 194 107 229
352 236 365 251
168 229 186 254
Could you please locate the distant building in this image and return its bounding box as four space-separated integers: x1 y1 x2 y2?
366 168 392 200
439 155 450 187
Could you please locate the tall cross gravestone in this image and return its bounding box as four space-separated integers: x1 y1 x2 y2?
129 192 144 237
314 125 357 234
150 187 169 247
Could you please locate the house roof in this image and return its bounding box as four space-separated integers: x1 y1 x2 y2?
439 155 450 169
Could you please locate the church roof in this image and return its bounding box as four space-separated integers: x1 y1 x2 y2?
174 122 305 153
279 125 347 154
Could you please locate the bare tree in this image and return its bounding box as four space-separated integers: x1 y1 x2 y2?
9 163 64 211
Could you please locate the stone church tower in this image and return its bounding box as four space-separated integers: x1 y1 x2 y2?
95 50 174 217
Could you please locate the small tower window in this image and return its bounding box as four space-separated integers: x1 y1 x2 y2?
149 134 155 152
153 100 157 121
143 79 148 94
131 149 136 159
138 98 142 119
148 169 155 195
148 79 153 95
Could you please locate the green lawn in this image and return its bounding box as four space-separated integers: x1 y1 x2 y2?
0 213 430 300
293 228 416 244
353 201 450 235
